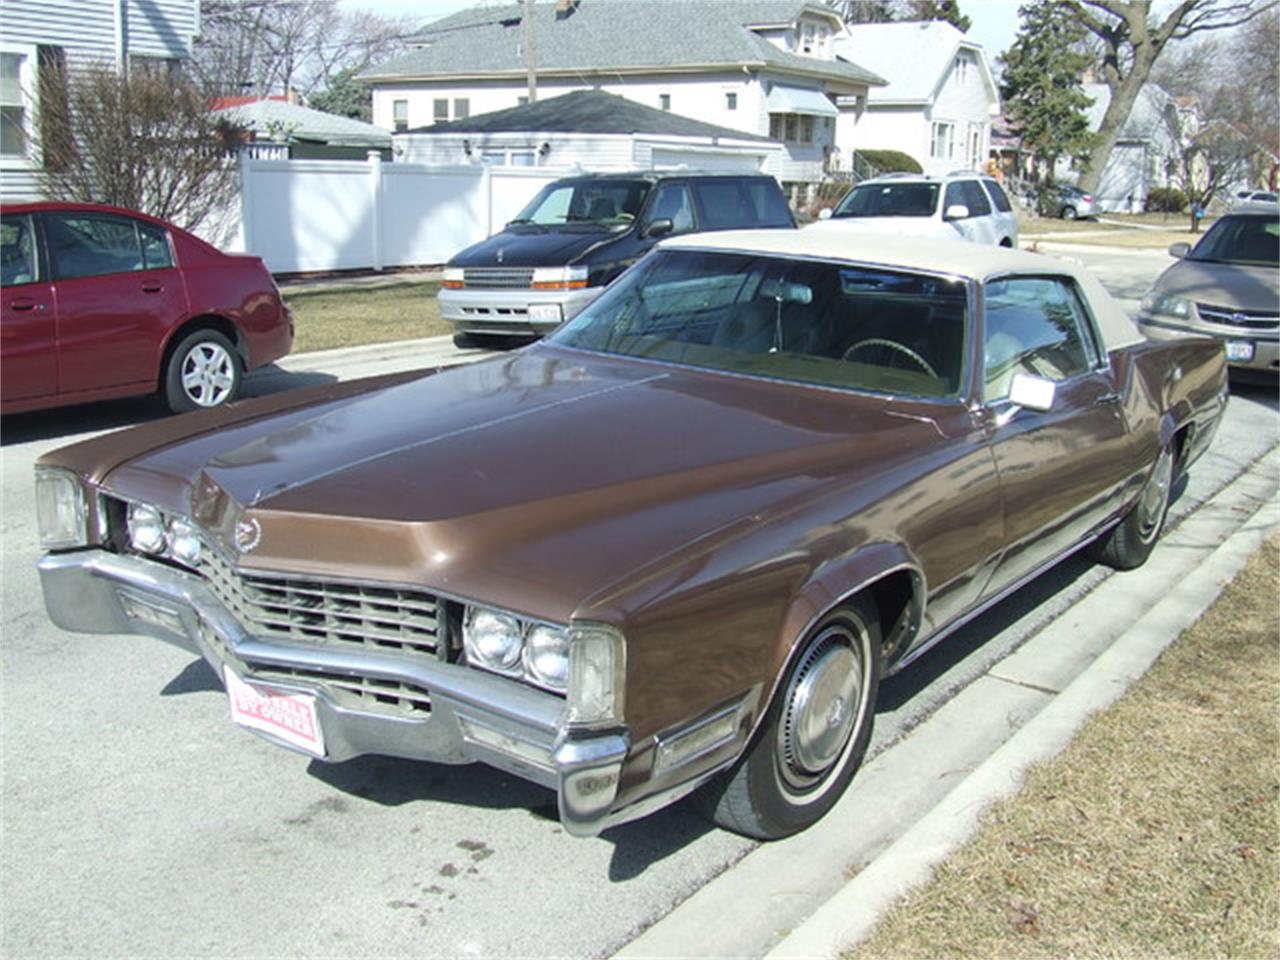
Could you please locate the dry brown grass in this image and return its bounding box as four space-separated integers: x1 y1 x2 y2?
282 281 451 353
849 537 1280 960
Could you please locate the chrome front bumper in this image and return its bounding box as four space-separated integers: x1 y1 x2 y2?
439 286 603 336
37 549 630 837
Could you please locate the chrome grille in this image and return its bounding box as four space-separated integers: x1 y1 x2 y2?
462 267 535 289
1197 303 1280 331
198 548 439 657
252 665 432 715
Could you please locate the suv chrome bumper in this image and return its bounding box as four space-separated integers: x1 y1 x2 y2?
37 549 629 837
439 287 602 337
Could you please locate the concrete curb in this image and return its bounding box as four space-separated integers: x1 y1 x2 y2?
766 477 1279 959
1021 239 1176 257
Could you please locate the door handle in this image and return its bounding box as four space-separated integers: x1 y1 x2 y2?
10 298 40 311
142 284 163 293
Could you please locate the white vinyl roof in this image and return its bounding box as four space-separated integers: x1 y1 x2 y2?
659 229 1142 350
765 84 839 117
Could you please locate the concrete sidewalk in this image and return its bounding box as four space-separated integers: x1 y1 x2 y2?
615 448 1280 960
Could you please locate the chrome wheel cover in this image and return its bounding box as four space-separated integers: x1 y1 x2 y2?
1138 444 1174 542
181 341 236 407
777 625 865 791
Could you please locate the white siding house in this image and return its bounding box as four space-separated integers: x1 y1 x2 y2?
1069 83 1182 212
361 0 884 196
0 0 201 202
832 21 998 177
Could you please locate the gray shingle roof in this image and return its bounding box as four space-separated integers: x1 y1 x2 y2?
361 0 884 88
402 88 776 141
213 99 392 147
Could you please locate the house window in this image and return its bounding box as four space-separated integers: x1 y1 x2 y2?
799 22 817 54
725 92 737 111
955 54 971 86
769 114 783 140
454 98 470 120
433 98 449 123
931 121 954 160
1 48 32 159
768 114 813 144
659 93 671 111
800 115 814 143
393 99 408 132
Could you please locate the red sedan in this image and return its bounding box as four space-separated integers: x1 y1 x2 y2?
1 202 293 414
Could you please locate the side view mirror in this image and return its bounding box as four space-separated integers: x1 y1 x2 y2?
818 207 833 220
1167 241 1191 258
644 218 674 239
943 204 970 221
1008 372 1056 412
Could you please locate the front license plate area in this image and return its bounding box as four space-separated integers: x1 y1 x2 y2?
1225 340 1255 361
225 666 325 757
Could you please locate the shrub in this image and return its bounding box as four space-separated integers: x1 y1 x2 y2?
858 149 923 175
1146 186 1187 213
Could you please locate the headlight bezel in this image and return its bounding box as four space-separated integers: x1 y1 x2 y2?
34 466 89 551
461 603 584 696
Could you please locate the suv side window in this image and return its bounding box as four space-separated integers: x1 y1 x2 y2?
983 276 1097 400
961 180 992 216
647 182 696 234
692 179 791 230
943 182 971 219
743 179 795 226
982 179 1013 213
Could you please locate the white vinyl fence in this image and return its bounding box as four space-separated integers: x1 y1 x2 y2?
236 152 567 274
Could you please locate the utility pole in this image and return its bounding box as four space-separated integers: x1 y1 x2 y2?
523 0 538 103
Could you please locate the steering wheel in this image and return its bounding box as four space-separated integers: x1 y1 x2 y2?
843 338 939 378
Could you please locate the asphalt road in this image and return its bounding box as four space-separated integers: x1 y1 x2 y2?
3 248 1277 958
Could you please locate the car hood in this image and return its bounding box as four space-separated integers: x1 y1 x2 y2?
806 218 963 242
448 228 621 268
1152 258 1279 311
98 347 944 623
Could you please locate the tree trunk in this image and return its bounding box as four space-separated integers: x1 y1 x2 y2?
1078 70 1149 197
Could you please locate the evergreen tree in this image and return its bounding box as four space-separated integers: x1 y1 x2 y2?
999 3 1095 185
310 67 371 122
906 0 970 32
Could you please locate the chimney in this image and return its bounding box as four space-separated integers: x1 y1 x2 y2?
555 0 579 19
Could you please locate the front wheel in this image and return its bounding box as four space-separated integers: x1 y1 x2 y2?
697 596 881 839
1061 205 1079 220
163 329 242 412
1092 440 1175 570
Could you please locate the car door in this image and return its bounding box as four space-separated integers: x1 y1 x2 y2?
977 274 1134 594
0 212 57 405
980 179 1018 244
944 180 997 245
44 212 187 394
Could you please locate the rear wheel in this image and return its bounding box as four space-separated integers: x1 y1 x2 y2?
698 596 881 839
1092 440 1175 570
164 329 241 412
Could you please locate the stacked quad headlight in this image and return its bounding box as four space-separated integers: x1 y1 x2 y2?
463 605 572 694
462 605 625 724
125 503 203 568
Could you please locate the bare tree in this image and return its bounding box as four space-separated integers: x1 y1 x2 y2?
1171 118 1255 229
38 61 243 239
192 0 412 100
1070 0 1277 195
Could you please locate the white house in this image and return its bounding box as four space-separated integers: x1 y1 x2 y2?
396 89 784 173
1 0 201 202
360 0 885 199
831 20 999 177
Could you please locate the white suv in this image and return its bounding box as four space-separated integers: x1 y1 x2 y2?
809 171 1019 247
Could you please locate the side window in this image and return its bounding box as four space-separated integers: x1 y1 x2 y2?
983 276 1097 401
45 214 143 280
0 213 38 286
961 180 991 216
983 179 1013 213
743 179 795 226
943 182 969 218
138 222 173 270
646 182 695 234
693 180 759 230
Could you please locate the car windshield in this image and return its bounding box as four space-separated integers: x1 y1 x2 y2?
549 250 968 398
1188 214 1280 266
509 179 651 232
832 181 940 218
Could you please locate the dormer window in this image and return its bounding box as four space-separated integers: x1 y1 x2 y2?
800 22 816 54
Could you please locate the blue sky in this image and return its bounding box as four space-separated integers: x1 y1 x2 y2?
336 0 1025 61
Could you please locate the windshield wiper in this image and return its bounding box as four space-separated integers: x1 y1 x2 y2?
505 218 546 231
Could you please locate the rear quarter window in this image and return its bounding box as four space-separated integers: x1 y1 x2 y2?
982 179 1012 213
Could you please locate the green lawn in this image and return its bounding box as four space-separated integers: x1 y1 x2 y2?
281 281 452 354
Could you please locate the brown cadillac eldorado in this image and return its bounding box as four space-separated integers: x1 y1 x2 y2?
35 232 1227 840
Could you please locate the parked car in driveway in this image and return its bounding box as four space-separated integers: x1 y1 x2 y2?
35 232 1225 840
1 202 293 415
1053 184 1103 220
809 171 1019 246
440 171 795 346
1138 208 1279 375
